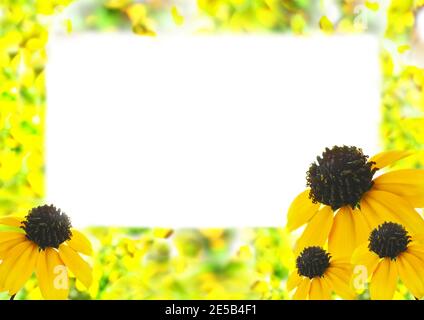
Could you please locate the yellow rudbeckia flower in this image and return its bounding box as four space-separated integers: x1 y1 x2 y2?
352 221 424 300
287 146 424 258
0 205 93 299
287 246 356 300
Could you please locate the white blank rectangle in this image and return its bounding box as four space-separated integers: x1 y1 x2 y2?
46 34 380 227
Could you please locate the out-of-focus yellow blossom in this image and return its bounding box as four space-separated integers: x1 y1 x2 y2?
64 18 73 33
365 1 380 11
319 16 334 34
171 6 184 26
126 3 156 36
153 228 173 239
398 44 411 54
105 0 131 10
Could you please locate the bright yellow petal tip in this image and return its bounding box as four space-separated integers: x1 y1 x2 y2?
286 189 320 232
351 243 380 278
369 259 397 300
0 216 24 228
369 150 412 170
36 248 69 300
59 244 92 289
67 229 93 256
294 206 333 254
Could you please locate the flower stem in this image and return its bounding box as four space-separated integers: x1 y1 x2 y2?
10 294 16 300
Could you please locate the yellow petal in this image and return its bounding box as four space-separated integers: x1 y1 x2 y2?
0 216 24 228
407 243 424 263
320 276 335 300
5 243 38 295
359 197 384 230
36 248 69 300
0 240 32 288
369 259 397 300
287 190 320 231
67 229 92 256
351 243 380 277
413 234 424 243
325 266 356 300
396 252 424 299
287 271 302 292
369 151 412 170
320 276 332 300
373 169 424 207
373 169 424 185
351 207 371 247
327 264 352 282
293 277 310 300
294 206 334 254
0 236 27 259
366 190 424 234
0 232 25 243
363 193 404 226
59 244 92 288
330 257 353 270
373 183 424 208
309 278 331 300
328 207 356 258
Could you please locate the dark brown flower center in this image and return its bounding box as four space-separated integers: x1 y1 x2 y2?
306 145 377 210
368 222 410 260
21 205 72 250
296 246 331 279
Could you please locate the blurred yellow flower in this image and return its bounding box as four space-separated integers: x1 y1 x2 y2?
171 6 184 26
319 16 334 34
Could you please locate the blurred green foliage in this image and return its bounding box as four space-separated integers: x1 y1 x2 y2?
8 227 293 299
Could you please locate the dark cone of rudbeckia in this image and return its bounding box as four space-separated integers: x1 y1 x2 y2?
21 205 72 250
306 145 377 210
296 246 331 279
368 222 410 260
